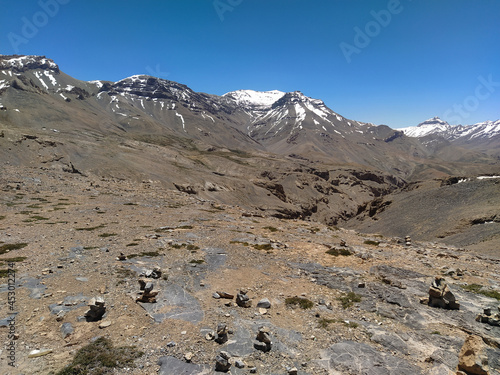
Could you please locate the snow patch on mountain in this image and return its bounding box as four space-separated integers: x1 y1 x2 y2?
223 90 285 108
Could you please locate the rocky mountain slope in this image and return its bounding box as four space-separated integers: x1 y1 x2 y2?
0 165 499 375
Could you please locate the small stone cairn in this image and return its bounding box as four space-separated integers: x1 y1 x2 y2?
424 276 460 310
85 297 106 321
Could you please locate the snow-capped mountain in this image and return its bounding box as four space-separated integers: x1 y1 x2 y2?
2 54 497 178
401 116 500 142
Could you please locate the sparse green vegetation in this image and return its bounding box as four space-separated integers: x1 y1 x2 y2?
326 248 352 256
76 224 106 231
285 296 314 309
0 256 27 262
126 243 139 247
186 244 199 250
363 240 380 246
431 331 441 335
56 337 143 375
84 246 99 250
0 215 5 220
338 292 362 309
26 204 42 209
253 243 273 251
0 269 12 278
263 226 278 232
0 243 28 255
178 225 193 229
115 267 136 279
127 251 161 259
463 284 500 300
318 317 337 329
99 233 117 238
169 243 185 249
310 227 320 233
230 241 249 246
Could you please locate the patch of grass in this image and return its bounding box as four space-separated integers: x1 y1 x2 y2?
230 241 249 246
326 248 352 256
115 267 136 279
285 296 314 309
126 243 139 247
84 246 99 250
186 244 199 250
178 225 193 230
169 243 185 249
253 243 272 251
463 284 500 300
32 197 49 202
263 226 278 232
0 215 5 220
98 233 117 238
189 259 205 264
344 321 359 328
310 227 320 233
0 269 13 278
127 251 161 259
26 204 42 209
18 211 33 215
318 317 337 329
431 331 441 335
363 240 380 246
76 224 106 231
30 215 49 221
56 336 143 375
338 292 362 309
0 243 28 255
1 256 27 262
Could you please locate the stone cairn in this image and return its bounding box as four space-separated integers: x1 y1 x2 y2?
136 279 159 303
85 297 106 321
425 276 460 310
236 290 252 308
215 351 231 372
254 326 272 352
405 235 412 246
476 306 500 327
215 323 229 344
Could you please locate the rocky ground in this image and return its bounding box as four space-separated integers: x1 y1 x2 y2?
0 165 499 375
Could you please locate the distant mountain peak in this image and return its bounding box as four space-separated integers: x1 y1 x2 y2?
417 116 449 127
0 54 59 73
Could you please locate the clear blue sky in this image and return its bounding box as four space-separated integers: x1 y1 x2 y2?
1 0 499 128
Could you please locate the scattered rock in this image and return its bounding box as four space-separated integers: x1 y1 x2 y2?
256 298 271 309
28 349 53 358
216 291 234 299
458 335 490 375
60 322 73 339
99 320 111 329
84 297 106 321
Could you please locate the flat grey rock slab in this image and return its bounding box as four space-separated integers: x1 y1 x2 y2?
138 284 203 323
0 276 47 299
326 341 423 375
158 356 210 375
